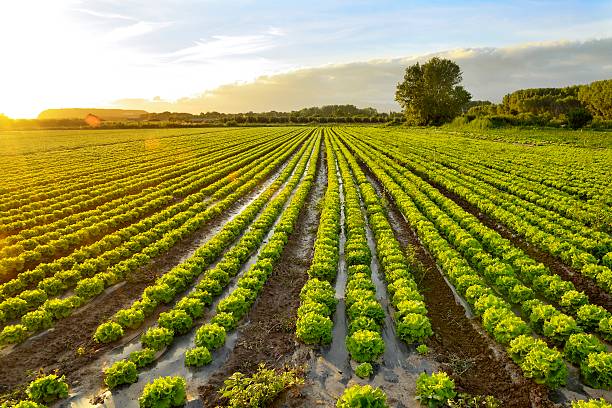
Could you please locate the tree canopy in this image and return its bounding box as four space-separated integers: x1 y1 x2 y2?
395 57 471 125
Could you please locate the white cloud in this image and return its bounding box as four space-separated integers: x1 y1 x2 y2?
166 33 280 63
114 38 612 113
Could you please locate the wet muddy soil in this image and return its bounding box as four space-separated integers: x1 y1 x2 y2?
416 173 611 312
0 159 295 402
199 143 327 407
361 164 555 408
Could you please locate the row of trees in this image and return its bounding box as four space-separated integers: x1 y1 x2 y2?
0 105 404 130
394 57 611 128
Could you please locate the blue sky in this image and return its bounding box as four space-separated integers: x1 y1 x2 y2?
1 0 611 117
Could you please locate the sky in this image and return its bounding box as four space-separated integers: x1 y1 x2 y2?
0 0 611 118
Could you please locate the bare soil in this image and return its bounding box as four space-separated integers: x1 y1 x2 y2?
199 143 327 407
362 164 555 408
0 166 289 401
419 173 612 312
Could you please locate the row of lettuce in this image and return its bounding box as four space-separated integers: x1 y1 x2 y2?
97 132 321 389
0 128 298 282
0 132 309 346
295 131 433 387
0 128 279 254
352 127 612 293
338 128 611 390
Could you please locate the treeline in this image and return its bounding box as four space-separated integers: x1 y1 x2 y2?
0 105 403 130
459 79 611 129
140 104 399 124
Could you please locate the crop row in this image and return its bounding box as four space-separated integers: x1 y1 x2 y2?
333 133 385 370
341 130 611 389
0 130 303 296
295 132 340 346
0 129 300 279
0 128 229 191
350 129 612 293
0 128 293 238
96 131 317 349
332 134 433 348
0 128 247 209
341 130 612 338
99 129 321 387
353 128 610 257
0 133 308 345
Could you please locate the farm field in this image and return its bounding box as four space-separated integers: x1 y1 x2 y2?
0 126 610 408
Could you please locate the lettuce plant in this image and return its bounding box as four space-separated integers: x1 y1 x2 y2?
129 348 156 368
580 352 612 389
415 372 457 408
141 327 174 351
26 374 69 403
185 346 212 367
93 322 124 343
397 313 433 344
336 384 388 408
296 312 332 345
138 376 186 408
346 330 385 363
564 333 606 365
194 323 226 350
104 360 138 389
355 362 374 379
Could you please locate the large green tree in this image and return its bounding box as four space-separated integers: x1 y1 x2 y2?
578 79 612 120
395 57 471 125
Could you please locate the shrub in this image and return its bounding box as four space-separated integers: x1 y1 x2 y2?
94 322 124 343
195 323 226 350
355 362 374 378
104 360 138 389
139 376 186 408
129 348 156 368
415 371 457 407
336 384 388 408
580 352 612 389
296 312 333 345
26 374 69 404
141 327 174 351
346 330 385 363
219 363 303 407
567 108 593 129
397 313 433 344
185 346 212 367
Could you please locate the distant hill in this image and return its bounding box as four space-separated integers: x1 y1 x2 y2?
38 108 148 121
